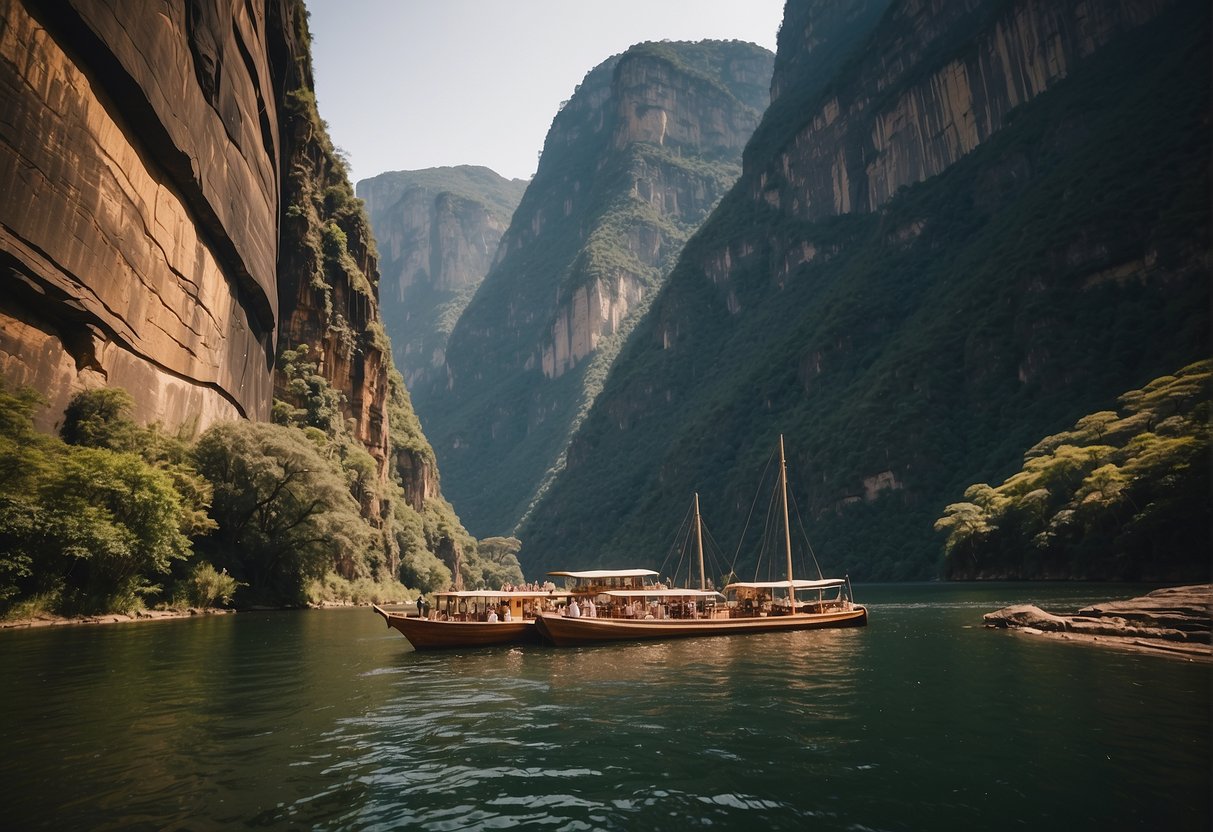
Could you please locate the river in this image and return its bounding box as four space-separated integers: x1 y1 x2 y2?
0 583 1207 831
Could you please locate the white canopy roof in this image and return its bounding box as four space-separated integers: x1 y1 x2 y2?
433 589 570 599
723 578 846 592
600 588 724 599
547 569 659 579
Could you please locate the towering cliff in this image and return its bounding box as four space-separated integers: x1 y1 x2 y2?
519 0 1210 579
0 0 472 580
356 167 527 390
0 0 281 432
412 40 775 537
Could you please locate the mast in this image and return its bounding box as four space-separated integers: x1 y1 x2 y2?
779 435 795 607
694 492 706 590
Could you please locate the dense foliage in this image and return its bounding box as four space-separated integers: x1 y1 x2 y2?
0 386 207 615
518 0 1210 580
937 362 1210 580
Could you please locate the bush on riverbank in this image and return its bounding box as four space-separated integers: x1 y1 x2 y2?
307 572 411 606
167 562 243 610
0 380 508 619
0 385 200 616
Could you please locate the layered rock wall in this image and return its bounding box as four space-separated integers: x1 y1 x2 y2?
0 0 280 431
758 0 1177 219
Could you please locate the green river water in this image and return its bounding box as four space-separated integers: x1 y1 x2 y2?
0 583 1208 830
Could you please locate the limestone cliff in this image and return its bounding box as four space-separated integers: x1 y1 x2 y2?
756 0 1178 220
268 2 451 523
518 0 1209 579
0 0 281 432
412 40 774 537
357 167 526 389
0 0 466 561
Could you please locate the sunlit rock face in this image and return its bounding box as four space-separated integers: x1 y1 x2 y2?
0 0 282 432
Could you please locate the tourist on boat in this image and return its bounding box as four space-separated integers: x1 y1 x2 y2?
502 606 512 621
567 599 582 617
487 608 499 623
584 599 596 618
416 596 424 617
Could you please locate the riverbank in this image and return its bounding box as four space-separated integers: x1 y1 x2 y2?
984 584 1212 662
0 606 237 630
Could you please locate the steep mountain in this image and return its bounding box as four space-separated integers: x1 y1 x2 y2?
519 0 1210 580
356 167 527 390
0 0 471 579
412 40 775 537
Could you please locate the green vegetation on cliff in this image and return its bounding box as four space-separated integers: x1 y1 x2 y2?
413 40 774 538
937 362 1210 580
518 0 1210 580
271 1 510 599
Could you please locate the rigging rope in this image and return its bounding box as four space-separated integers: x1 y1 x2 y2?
729 447 774 578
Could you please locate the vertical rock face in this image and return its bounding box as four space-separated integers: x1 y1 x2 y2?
0 0 463 543
412 40 774 537
0 0 280 432
357 167 527 389
517 0 1209 579
755 0 1178 219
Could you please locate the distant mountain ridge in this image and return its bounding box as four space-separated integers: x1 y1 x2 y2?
517 0 1210 580
357 166 527 389
411 40 776 538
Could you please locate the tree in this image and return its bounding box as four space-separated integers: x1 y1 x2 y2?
60 387 139 451
194 421 371 605
475 536 525 588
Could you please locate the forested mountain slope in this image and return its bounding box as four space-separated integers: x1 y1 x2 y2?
412 41 775 537
519 0 1210 580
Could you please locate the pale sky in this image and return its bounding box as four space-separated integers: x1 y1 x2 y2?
305 1 785 184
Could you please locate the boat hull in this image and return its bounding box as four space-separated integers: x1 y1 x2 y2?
534 606 868 647
372 605 540 650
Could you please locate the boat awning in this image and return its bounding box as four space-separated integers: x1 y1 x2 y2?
547 569 659 579
433 590 570 599
722 579 846 592
599 588 724 599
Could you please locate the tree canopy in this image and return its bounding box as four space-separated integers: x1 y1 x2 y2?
937 360 1210 580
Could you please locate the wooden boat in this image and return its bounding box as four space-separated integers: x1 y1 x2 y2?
535 437 868 647
372 588 568 650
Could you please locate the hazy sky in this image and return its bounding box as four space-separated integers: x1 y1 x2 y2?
305 1 786 185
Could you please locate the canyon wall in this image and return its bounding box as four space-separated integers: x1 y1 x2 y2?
357 167 526 389
756 0 1177 220
412 40 774 537
0 0 281 432
518 0 1209 579
0 0 464 553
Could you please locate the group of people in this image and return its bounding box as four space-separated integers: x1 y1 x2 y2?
498 581 557 593
485 604 513 623
559 598 599 618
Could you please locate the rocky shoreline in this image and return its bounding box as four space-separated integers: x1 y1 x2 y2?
984 584 1213 661
0 607 237 630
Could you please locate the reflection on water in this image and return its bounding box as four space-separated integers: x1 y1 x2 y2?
0 584 1207 830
